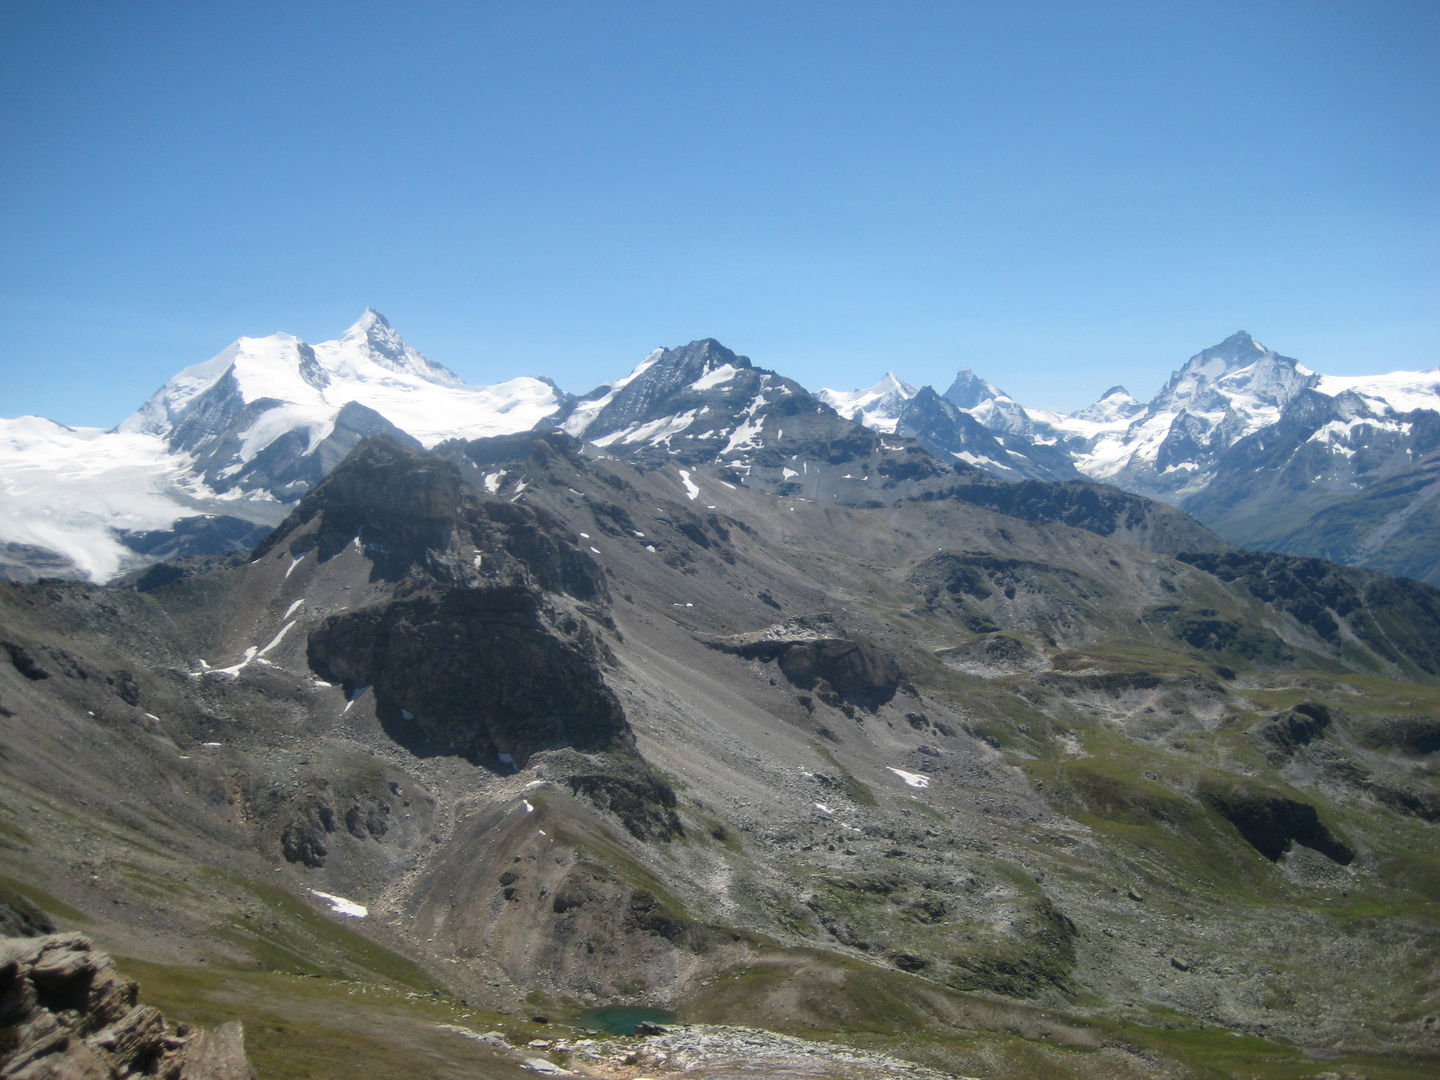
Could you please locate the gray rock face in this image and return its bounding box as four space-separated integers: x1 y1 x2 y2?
704 615 901 711
581 339 753 444
0 933 256 1079
308 584 630 766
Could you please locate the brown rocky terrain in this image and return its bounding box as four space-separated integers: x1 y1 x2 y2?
0 932 254 1079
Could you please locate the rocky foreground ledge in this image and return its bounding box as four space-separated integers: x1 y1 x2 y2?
0 933 255 1080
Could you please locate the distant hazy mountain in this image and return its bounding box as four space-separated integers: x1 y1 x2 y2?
830 332 1440 583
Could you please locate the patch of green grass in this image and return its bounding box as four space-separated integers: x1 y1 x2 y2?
112 960 538 1080
197 868 441 991
812 743 878 806
0 868 93 926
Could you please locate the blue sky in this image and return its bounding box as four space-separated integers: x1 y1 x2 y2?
2 1 1436 427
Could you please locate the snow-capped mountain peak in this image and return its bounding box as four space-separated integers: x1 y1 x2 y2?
941 367 1006 410
1069 386 1143 424
336 308 463 385
1155 330 1315 414
815 372 917 433
6 311 566 583
939 368 1036 436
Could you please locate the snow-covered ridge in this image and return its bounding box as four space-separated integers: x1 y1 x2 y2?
123 308 562 454
1 309 565 583
1315 368 1440 416
827 331 1440 498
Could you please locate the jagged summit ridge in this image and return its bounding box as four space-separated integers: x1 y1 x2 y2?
831 330 1440 582
941 367 1006 410
338 307 464 384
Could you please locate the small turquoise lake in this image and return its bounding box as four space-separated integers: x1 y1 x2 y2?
578 1005 678 1035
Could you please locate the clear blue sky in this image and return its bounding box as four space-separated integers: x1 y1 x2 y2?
2 1 1436 427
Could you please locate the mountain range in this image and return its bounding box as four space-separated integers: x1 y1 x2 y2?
821 331 1440 585
4 311 1440 1078
4 315 1437 588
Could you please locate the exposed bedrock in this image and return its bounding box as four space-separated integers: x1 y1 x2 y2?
703 614 901 710
0 933 255 1079
307 585 628 767
1249 701 1333 762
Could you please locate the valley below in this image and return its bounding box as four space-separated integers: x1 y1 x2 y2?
4 426 1440 1079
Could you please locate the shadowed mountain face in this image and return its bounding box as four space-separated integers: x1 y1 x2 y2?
262 437 641 779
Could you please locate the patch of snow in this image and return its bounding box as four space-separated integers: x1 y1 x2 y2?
887 767 930 789
283 599 304 619
285 554 305 578
593 409 700 450
257 621 296 659
678 469 700 500
690 363 739 391
209 646 258 677
309 890 368 918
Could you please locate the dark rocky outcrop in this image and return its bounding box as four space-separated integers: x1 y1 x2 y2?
567 769 683 842
1146 604 1295 665
252 435 466 581
3 641 50 681
0 933 255 1079
0 892 56 940
1352 714 1440 757
1200 781 1354 865
263 436 629 765
309 586 629 767
704 615 901 710
1250 702 1334 762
